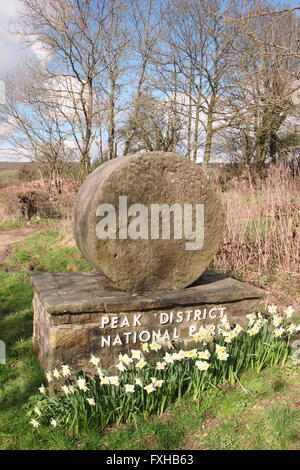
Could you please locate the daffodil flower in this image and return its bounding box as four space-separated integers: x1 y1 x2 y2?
116 362 126 372
135 378 143 387
62 385 71 395
284 306 294 318
195 360 210 371
149 342 161 352
136 359 147 369
185 349 197 359
156 361 166 370
90 355 100 366
198 350 211 360
108 376 120 386
217 351 229 361
61 365 71 377
268 305 277 315
131 349 141 360
39 385 46 395
87 398 95 406
77 378 88 391
50 419 57 427
30 419 40 428
46 372 53 383
274 327 285 338
247 326 260 336
53 368 60 379
34 406 41 417
144 383 155 394
100 376 110 385
125 384 135 393
119 354 133 365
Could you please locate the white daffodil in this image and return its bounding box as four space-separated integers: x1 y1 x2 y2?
198 350 211 360
135 378 143 387
197 326 209 342
284 306 295 318
246 313 257 327
156 361 166 370
233 324 243 334
90 355 100 366
100 376 110 385
30 419 40 428
62 385 71 395
268 305 277 315
215 344 226 353
77 378 88 391
34 406 41 417
61 365 71 377
164 352 175 364
287 323 297 334
136 359 147 369
39 385 46 395
274 327 285 338
46 372 53 383
149 342 162 352
153 379 164 388
50 419 57 427
272 316 283 327
223 331 237 344
206 324 216 335
144 383 155 394
96 367 104 377
119 354 133 366
116 362 126 372
195 360 210 371
141 343 149 353
53 368 60 379
220 314 231 330
69 386 75 394
247 326 260 336
177 350 186 360
254 318 267 328
87 398 95 406
109 376 120 386
185 349 198 359
217 351 229 361
131 349 141 360
125 384 135 393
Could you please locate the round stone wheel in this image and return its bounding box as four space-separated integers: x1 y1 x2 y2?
74 152 223 292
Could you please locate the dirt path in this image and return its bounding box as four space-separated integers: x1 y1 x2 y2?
0 226 54 268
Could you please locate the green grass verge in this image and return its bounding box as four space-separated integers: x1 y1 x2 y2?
5 230 92 273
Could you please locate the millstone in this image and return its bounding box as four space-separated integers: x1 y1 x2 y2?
74 152 223 291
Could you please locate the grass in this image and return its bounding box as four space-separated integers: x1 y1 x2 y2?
5 230 92 273
0 217 62 231
0 229 299 449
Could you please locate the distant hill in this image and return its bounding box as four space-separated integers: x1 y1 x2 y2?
0 162 34 172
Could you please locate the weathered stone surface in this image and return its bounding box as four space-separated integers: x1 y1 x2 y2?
74 152 224 291
32 271 266 373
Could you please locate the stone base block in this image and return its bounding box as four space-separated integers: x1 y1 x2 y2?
31 270 266 373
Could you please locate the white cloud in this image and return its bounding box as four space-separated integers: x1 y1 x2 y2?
0 0 46 79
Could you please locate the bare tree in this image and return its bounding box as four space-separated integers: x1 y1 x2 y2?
17 0 125 179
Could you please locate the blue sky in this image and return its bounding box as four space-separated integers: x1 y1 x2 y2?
0 0 299 162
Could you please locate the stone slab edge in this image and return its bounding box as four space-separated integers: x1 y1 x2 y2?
30 270 266 315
